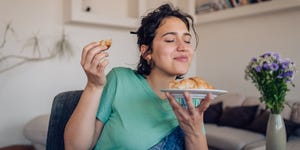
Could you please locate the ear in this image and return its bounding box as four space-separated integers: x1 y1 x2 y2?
140 45 148 56
140 45 151 60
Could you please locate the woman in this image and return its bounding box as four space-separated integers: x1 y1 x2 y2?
64 3 211 150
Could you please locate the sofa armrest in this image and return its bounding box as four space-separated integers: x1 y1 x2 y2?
46 90 83 150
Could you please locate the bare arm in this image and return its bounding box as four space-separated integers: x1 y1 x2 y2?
64 41 110 150
64 86 104 150
166 92 211 150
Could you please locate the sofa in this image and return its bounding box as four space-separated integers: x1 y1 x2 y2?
205 93 300 150
23 91 300 150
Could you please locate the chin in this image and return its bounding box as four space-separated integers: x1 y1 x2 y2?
169 64 190 75
176 66 190 73
174 69 189 76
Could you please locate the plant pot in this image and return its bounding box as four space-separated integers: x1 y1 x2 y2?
266 113 286 150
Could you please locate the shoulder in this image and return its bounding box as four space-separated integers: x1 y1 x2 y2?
111 67 134 73
107 67 139 78
109 67 136 75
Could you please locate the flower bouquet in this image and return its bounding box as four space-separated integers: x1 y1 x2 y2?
245 52 296 114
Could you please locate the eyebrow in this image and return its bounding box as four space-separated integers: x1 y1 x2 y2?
161 32 192 37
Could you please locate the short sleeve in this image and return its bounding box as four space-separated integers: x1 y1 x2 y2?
96 69 118 123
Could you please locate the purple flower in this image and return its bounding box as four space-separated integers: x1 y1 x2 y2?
278 71 294 79
263 62 270 70
255 66 261 72
251 57 257 62
246 51 296 84
285 71 294 78
273 52 280 60
261 52 272 58
278 73 283 79
270 63 279 71
281 60 290 69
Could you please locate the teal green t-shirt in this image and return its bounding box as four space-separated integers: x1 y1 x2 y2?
94 67 178 150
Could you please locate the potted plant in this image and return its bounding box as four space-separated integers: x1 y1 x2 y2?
245 51 296 150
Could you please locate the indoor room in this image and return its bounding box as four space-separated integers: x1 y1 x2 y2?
0 0 299 150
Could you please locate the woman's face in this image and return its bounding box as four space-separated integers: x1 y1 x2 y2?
150 16 194 77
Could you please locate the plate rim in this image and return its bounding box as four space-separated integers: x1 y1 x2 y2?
160 88 228 95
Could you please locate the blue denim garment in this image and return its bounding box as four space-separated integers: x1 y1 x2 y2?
149 126 185 150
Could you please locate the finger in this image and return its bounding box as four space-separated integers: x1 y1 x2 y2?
183 92 196 115
82 47 100 72
96 59 109 73
165 92 188 122
84 46 107 70
165 92 181 111
95 53 110 73
197 93 212 112
81 42 100 66
81 40 110 66
205 93 213 101
92 51 109 68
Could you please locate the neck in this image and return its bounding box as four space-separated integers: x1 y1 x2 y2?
146 70 176 99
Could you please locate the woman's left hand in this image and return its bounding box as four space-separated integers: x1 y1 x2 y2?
165 92 211 137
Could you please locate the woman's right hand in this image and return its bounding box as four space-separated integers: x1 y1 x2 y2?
81 41 110 89
65 41 110 150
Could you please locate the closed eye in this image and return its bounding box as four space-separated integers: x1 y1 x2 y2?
184 40 191 44
165 39 175 43
183 35 191 44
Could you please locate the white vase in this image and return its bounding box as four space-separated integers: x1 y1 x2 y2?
266 114 286 150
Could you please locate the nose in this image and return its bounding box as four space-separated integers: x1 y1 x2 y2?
176 40 187 51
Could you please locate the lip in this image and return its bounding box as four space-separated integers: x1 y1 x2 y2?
174 55 189 62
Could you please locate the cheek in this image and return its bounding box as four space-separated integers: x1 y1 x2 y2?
152 44 173 59
187 49 195 60
153 50 171 63
190 50 195 58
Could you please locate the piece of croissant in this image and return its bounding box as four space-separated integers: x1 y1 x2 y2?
99 39 112 48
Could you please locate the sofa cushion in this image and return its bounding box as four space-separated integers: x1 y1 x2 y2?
280 101 294 120
293 128 300 136
205 124 265 150
218 105 259 129
23 114 49 146
204 102 223 124
242 96 261 107
291 102 300 123
284 119 300 140
246 109 269 135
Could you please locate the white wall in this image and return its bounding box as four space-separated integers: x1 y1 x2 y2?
0 0 142 147
0 0 299 147
196 8 300 101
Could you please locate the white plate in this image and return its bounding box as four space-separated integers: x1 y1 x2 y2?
160 89 228 99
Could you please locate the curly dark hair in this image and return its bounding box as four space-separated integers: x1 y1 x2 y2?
131 3 198 78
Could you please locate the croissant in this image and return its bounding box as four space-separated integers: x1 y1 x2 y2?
168 77 214 89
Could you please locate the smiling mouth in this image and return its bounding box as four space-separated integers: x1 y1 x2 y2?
174 56 188 62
